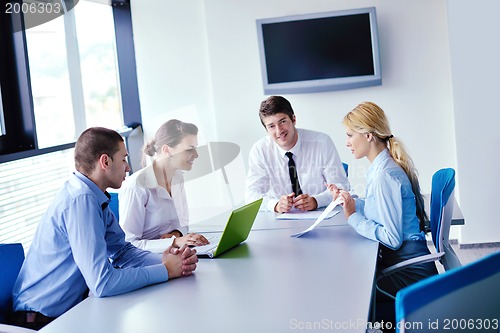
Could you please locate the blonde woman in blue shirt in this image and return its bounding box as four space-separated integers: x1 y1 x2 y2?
328 101 437 322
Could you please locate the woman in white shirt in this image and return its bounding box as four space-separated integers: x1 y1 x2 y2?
119 119 209 253
328 102 438 323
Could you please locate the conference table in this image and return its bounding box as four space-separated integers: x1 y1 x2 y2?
40 208 379 333
192 193 465 233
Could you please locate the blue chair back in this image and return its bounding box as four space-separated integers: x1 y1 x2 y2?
108 192 119 220
429 168 455 251
342 162 348 177
395 252 500 333
0 243 24 324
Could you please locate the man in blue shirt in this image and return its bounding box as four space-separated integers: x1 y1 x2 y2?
10 127 198 330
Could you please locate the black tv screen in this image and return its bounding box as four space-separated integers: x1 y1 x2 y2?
256 7 381 94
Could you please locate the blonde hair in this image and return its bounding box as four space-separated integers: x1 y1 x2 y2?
343 101 427 230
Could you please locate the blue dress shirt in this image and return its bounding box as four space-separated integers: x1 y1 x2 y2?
348 149 425 250
12 172 169 318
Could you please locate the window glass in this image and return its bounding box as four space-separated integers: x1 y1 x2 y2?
25 1 122 149
75 1 122 129
26 17 74 148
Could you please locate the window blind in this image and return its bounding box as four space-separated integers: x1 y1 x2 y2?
0 149 73 252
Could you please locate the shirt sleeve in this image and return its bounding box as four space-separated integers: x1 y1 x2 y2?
313 136 350 208
355 197 366 215
245 144 278 212
347 172 404 250
64 194 168 298
173 177 189 236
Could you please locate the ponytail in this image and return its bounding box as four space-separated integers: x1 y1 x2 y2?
344 102 428 231
388 137 428 231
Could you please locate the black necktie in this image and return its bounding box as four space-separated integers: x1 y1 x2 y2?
285 152 302 196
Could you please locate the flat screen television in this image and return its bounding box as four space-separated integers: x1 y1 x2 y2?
256 7 381 94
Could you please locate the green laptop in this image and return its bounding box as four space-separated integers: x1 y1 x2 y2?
196 198 262 258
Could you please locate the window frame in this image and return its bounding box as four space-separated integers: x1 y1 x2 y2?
0 0 141 164
0 8 37 160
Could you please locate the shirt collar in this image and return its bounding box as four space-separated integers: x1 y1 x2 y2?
367 148 391 178
276 129 302 158
141 164 182 190
143 164 160 189
73 171 110 210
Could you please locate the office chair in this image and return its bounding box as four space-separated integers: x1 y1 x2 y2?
395 251 500 333
428 168 461 271
342 162 348 177
375 168 462 301
0 243 35 333
108 192 120 220
0 324 37 333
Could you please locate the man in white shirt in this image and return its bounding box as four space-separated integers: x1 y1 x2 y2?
245 96 349 213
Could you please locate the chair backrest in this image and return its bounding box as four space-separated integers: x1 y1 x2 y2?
342 162 348 177
429 168 455 252
395 251 500 333
0 244 24 324
108 192 119 220
429 168 461 270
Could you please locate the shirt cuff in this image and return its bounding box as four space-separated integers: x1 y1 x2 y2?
266 198 279 212
313 193 330 209
132 238 175 254
146 263 170 283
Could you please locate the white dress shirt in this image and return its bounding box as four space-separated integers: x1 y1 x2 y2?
245 128 349 211
119 164 189 253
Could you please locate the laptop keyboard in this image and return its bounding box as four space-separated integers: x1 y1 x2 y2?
195 234 221 253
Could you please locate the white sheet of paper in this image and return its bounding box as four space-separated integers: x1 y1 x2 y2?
290 198 343 238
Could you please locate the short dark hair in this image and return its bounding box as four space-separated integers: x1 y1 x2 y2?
258 96 295 127
74 127 124 175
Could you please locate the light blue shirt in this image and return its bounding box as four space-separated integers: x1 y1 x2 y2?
348 149 425 250
12 172 169 318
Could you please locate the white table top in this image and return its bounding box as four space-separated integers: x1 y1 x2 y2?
40 219 378 333
190 194 464 234
190 205 347 233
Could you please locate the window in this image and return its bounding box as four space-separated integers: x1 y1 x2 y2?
0 150 73 251
0 0 138 161
0 8 36 157
26 16 75 148
0 81 5 136
0 0 141 250
26 1 123 148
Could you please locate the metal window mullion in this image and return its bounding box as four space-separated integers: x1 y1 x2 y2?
63 9 87 137
0 81 6 136
113 4 141 127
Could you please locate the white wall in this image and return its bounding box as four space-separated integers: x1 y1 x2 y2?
447 0 500 244
130 0 216 143
131 0 500 243
202 0 455 197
